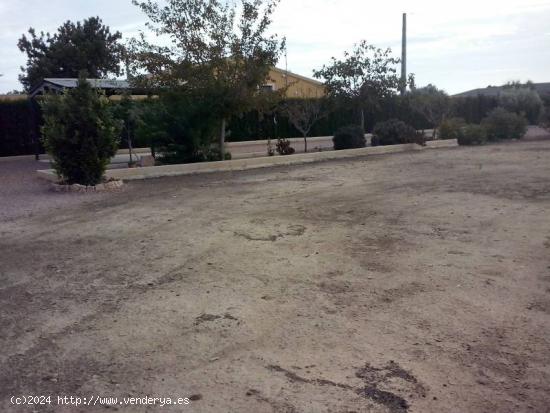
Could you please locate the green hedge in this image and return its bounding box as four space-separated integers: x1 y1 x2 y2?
0 99 43 157
0 93 522 157
451 95 500 124
0 98 146 157
226 96 432 142
226 105 357 142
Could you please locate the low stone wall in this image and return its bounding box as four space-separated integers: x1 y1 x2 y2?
228 136 338 159
51 180 124 192
425 139 459 148
227 130 435 159
37 139 457 182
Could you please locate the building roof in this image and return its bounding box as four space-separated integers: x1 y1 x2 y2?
454 82 550 98
30 78 131 97
28 69 323 98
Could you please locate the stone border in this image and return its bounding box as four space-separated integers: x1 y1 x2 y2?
51 180 124 192
425 139 458 149
38 140 458 182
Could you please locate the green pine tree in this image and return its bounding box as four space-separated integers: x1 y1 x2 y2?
41 73 120 185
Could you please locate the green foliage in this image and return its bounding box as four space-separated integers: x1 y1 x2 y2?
275 138 295 155
227 101 356 141
41 75 120 185
135 91 221 164
541 106 550 131
280 98 329 152
226 94 429 141
438 117 466 140
498 87 543 124
110 93 144 155
451 95 499 124
313 40 406 130
456 107 527 146
481 108 528 141
201 147 232 161
408 84 450 137
456 124 487 146
18 17 124 91
0 98 42 157
314 41 401 101
130 0 285 141
333 125 366 150
371 119 422 146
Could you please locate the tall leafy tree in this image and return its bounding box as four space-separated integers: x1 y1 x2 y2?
18 17 124 91
313 41 404 132
130 0 285 159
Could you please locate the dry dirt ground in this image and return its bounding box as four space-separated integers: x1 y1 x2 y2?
1 137 550 413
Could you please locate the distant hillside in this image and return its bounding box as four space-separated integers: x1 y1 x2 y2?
454 83 550 98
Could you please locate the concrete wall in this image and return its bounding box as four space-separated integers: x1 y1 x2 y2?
37 139 458 182
228 136 341 159
227 130 435 159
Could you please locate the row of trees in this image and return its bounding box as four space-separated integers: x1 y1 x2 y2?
36 0 288 183
17 0 548 185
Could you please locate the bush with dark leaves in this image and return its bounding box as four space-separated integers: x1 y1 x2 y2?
372 119 424 146
481 108 527 141
438 117 466 140
332 125 366 150
456 124 487 145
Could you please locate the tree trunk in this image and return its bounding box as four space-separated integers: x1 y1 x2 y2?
220 118 226 160
127 127 133 163
303 135 308 153
360 108 365 132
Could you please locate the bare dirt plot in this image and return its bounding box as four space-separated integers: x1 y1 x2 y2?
1 137 550 413
0 157 110 222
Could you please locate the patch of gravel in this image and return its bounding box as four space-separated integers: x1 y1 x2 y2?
0 158 109 222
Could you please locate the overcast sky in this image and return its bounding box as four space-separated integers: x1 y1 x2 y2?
1 0 549 94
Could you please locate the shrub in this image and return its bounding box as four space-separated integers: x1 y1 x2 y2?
41 75 120 185
372 119 423 146
499 87 543 124
456 124 487 145
332 125 365 150
438 117 466 140
275 138 295 155
541 107 550 131
481 108 527 141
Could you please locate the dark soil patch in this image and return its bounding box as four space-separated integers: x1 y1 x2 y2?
356 386 409 413
194 313 238 326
